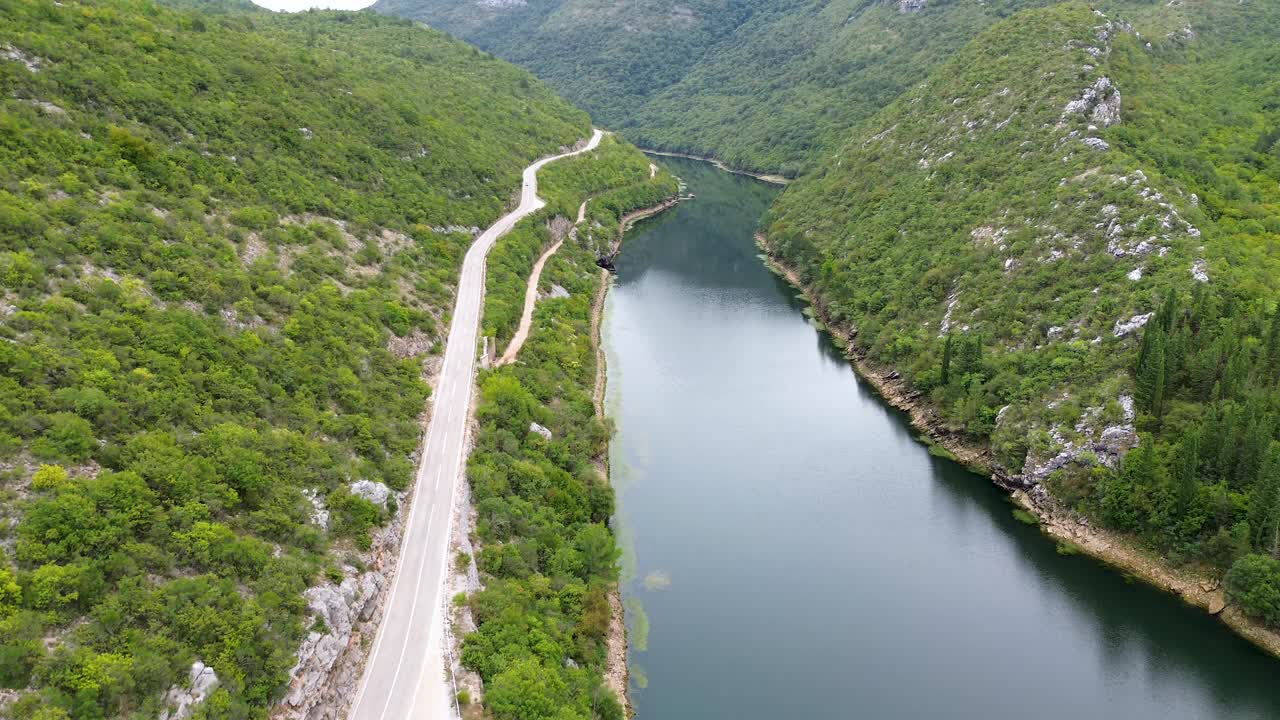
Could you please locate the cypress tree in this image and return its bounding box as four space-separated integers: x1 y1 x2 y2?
1248 445 1280 551
1136 329 1166 418
1267 306 1280 379
1158 293 1179 334
1174 426 1201 511
1237 415 1272 488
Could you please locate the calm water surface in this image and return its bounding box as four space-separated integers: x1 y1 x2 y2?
602 157 1280 719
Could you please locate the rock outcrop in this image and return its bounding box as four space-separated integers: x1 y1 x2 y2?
283 572 385 712
159 662 219 720
1 44 44 73
1191 259 1210 283
349 479 390 508
1113 312 1152 338
275 511 404 720
1063 76 1121 127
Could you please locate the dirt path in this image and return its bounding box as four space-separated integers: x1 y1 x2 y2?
347 129 604 720
493 184 679 713
497 201 592 367
496 237 566 366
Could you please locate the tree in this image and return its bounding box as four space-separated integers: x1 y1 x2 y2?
1173 427 1201 512
1249 445 1280 553
1226 554 1280 627
484 658 570 720
575 524 619 582
32 414 96 463
1134 328 1166 420
1266 306 1280 380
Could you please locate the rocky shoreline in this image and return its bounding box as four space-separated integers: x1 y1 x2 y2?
755 232 1280 661
615 198 680 250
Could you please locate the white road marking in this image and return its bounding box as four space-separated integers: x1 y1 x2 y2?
375 513 433 720
350 129 604 720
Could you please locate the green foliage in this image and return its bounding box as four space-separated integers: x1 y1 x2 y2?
484 136 678 347
767 3 1167 454
374 0 1060 175
461 138 666 719
1226 554 1280 627
0 0 598 714
761 0 1279 480
30 464 68 491
1083 288 1280 578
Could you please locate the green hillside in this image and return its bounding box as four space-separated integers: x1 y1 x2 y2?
371 0 1062 175
370 0 755 136
0 0 602 716
764 0 1280 618
626 0 1055 175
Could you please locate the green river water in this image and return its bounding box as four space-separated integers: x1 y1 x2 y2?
601 156 1280 719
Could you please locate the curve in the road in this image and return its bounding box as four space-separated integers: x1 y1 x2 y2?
348 129 604 720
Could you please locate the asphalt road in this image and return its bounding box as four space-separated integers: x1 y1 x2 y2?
349 129 604 720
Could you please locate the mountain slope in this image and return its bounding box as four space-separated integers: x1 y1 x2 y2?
764 0 1280 622
369 0 756 130
0 0 602 716
372 0 1058 175
626 0 1056 175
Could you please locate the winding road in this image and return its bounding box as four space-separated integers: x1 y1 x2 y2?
349 128 604 720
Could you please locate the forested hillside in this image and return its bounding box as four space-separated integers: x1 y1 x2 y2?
764 0 1280 625
372 0 1063 175
0 0 595 716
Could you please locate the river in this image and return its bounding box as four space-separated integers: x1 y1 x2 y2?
601 157 1280 719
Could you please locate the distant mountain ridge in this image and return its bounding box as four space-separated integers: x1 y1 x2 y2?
373 0 1077 174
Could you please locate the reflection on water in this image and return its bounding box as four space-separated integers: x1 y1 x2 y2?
604 157 1280 720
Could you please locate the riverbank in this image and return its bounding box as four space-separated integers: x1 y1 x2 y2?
594 194 681 715
640 149 790 186
616 198 681 250
755 232 1280 661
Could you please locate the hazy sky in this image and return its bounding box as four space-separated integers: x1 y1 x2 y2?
251 0 374 11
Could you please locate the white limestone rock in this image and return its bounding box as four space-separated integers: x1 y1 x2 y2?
302 488 329 530
159 662 219 720
1190 259 1209 283
349 479 390 508
2 44 44 72
1063 76 1121 127
1113 312 1153 338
